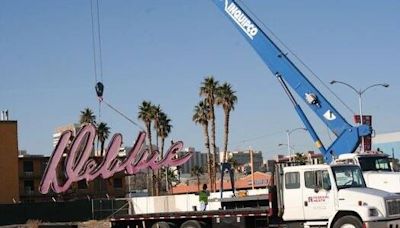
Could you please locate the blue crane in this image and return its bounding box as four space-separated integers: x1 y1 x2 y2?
212 0 371 163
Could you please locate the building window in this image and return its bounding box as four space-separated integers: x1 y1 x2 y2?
285 172 300 189
77 180 87 189
23 161 34 173
94 179 107 193
40 161 48 175
24 180 34 194
113 178 123 189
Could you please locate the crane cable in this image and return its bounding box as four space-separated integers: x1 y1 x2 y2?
90 0 103 121
237 0 357 144
90 0 144 130
236 0 356 116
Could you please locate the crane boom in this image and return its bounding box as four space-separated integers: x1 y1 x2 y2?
212 0 371 163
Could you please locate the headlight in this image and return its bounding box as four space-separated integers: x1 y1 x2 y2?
369 208 379 217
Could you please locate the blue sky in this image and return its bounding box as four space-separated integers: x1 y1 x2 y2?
1 1 399 159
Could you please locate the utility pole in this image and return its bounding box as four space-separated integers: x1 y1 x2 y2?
250 147 254 190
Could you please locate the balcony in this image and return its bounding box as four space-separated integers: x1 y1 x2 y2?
19 171 42 179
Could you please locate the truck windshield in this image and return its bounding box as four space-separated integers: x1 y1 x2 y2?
358 156 392 171
331 166 366 190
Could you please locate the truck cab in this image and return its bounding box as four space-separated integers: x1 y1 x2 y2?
334 152 400 194
278 164 400 227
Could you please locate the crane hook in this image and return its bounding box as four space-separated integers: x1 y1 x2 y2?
95 82 104 100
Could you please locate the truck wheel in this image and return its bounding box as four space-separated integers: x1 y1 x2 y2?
180 220 202 228
151 221 175 228
333 215 362 228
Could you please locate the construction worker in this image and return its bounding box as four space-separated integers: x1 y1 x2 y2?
199 184 210 211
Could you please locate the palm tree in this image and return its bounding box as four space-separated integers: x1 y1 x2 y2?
79 108 96 156
138 101 155 146
163 167 179 193
200 76 219 191
157 112 172 158
294 153 307 165
96 122 110 156
216 82 238 163
155 111 172 195
79 108 96 125
152 105 162 149
193 101 213 191
138 101 156 195
227 157 239 173
191 166 204 192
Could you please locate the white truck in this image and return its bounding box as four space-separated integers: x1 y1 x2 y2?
275 163 400 228
111 163 400 227
334 151 400 194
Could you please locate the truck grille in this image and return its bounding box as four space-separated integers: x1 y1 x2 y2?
386 199 400 216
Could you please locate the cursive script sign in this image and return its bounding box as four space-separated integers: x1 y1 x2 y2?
39 124 192 194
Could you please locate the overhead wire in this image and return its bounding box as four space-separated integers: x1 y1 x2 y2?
90 0 144 131
236 0 356 116
90 0 102 120
95 0 104 83
90 0 99 84
236 0 358 144
231 130 284 149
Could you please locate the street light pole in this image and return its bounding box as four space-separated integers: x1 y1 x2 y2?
286 130 290 161
283 127 307 161
330 80 389 152
358 93 364 152
278 143 295 161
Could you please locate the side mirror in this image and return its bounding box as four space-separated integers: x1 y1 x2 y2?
323 184 331 191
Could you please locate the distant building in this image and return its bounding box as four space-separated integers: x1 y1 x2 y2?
265 160 276 172
52 123 80 148
275 151 322 164
228 150 264 172
18 154 52 202
18 154 128 202
177 147 208 174
373 131 400 158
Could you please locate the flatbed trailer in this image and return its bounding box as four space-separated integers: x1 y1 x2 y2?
110 193 276 228
111 208 272 228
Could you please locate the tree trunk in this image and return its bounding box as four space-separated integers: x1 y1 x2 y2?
197 176 200 192
157 137 165 196
155 133 160 196
160 137 165 159
203 124 212 192
101 141 105 157
145 122 156 196
210 104 217 192
223 110 230 163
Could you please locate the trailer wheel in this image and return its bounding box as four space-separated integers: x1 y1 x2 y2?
151 221 175 228
180 220 202 228
333 215 362 228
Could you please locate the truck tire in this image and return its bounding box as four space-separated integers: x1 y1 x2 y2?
333 215 362 228
180 220 202 228
151 221 175 228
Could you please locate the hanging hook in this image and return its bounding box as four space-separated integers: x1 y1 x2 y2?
95 82 104 101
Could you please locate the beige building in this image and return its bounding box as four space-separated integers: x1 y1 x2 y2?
52 123 80 147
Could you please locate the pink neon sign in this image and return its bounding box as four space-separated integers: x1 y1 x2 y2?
39 124 192 194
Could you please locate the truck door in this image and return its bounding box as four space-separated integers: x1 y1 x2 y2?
302 169 335 220
282 171 305 221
